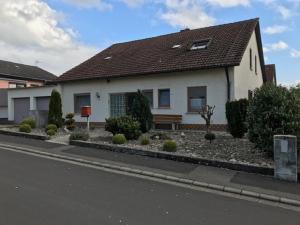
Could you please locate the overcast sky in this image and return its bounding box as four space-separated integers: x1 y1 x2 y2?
0 0 299 85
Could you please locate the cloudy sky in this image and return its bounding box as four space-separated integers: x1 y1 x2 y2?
0 0 299 85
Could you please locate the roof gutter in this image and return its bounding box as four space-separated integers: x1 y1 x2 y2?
225 67 231 102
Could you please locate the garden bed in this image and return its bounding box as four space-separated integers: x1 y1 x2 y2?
88 128 273 168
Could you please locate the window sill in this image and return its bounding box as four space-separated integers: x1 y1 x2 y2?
186 112 199 114
157 106 171 109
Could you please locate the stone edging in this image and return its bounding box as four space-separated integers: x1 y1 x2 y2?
0 142 299 208
70 140 274 176
0 129 49 140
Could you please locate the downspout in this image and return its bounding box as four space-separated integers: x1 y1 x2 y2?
225 67 231 102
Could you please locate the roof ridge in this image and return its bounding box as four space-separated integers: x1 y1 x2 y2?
113 18 259 46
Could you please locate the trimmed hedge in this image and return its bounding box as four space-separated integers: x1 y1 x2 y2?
205 132 216 143
226 99 249 138
46 124 58 133
247 84 300 156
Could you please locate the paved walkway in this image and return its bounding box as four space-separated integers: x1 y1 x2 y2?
0 133 300 202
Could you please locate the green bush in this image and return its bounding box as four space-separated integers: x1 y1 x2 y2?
69 130 89 141
140 135 150 145
112 134 127 144
105 116 141 140
205 132 216 143
66 113 75 119
163 140 177 152
128 90 153 133
226 99 249 138
46 124 58 132
248 84 300 156
19 124 32 133
64 112 76 131
21 117 36 129
48 89 63 128
47 129 56 136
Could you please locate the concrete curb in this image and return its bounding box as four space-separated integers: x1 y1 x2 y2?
70 140 274 176
0 129 49 140
1 143 300 208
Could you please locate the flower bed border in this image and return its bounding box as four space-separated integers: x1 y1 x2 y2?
0 129 49 140
70 140 275 176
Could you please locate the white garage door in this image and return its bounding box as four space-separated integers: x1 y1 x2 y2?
14 98 30 124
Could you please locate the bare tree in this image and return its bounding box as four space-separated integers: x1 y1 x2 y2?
199 105 215 133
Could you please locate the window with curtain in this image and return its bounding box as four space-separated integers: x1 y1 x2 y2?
74 93 91 114
187 86 207 112
110 94 126 117
158 89 170 108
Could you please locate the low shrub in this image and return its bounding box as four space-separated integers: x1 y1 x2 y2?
112 134 127 144
19 124 32 133
204 132 216 143
66 113 75 119
46 124 58 132
47 129 56 136
163 140 177 152
69 130 89 141
226 99 249 138
140 135 150 145
105 116 141 140
21 117 36 129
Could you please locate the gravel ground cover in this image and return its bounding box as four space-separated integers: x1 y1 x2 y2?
89 128 273 167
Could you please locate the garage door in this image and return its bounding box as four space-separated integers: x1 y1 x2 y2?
36 97 50 111
14 98 30 124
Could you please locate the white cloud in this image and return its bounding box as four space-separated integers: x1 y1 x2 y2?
290 49 300 58
206 0 250 7
0 0 99 75
276 5 292 19
263 25 288 34
62 0 112 10
260 0 293 19
160 0 215 29
271 41 289 51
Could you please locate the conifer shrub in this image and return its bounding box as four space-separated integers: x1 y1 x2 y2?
48 89 63 128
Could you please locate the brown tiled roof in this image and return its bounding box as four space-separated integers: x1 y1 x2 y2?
57 18 264 82
0 60 56 82
265 64 277 84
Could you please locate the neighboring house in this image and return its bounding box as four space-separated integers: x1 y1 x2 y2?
0 60 56 122
7 18 270 129
265 64 277 85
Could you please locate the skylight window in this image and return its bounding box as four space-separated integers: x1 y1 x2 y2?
172 44 181 49
190 40 210 50
104 56 112 60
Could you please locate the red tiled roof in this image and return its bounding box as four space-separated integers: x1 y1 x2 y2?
57 18 264 82
265 64 277 84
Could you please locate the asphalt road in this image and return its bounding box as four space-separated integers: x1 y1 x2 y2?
0 147 299 225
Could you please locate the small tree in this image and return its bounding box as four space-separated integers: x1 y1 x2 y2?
226 99 249 138
129 90 153 133
48 89 63 128
199 105 215 133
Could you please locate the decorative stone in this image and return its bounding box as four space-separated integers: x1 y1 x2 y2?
180 132 185 138
274 135 297 182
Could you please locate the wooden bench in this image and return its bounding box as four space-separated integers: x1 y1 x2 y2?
153 114 182 130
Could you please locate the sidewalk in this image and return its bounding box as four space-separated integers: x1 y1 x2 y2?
0 133 300 203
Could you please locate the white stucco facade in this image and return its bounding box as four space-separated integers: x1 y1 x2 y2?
7 85 59 121
6 31 265 126
233 31 264 99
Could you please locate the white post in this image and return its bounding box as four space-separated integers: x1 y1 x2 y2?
87 116 90 132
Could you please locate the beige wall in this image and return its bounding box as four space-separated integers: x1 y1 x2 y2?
233 31 264 99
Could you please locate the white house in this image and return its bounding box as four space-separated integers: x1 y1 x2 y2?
7 18 273 130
